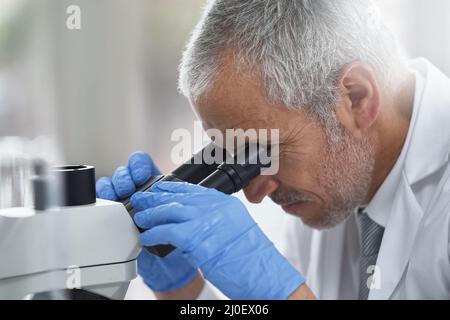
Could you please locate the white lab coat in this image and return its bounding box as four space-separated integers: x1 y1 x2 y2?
284 58 450 300
198 58 450 300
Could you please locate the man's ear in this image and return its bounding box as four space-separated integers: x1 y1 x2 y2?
335 61 381 139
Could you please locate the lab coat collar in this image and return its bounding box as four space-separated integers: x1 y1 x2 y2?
404 59 450 185
370 59 450 299
364 138 407 228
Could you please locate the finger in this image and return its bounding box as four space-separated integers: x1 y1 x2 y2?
136 250 159 278
137 250 158 267
111 166 136 199
128 151 161 186
139 223 185 248
134 203 198 229
95 177 118 201
131 190 222 210
152 181 216 194
132 192 187 209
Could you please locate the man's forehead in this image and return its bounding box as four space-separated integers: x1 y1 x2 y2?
194 70 282 129
194 99 312 154
192 55 312 143
194 89 309 138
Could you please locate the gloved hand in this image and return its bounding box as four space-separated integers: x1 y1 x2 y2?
131 182 306 300
96 152 198 292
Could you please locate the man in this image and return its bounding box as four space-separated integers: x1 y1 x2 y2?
96 0 450 299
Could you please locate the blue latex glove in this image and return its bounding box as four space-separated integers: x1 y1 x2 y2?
131 182 306 300
96 152 198 292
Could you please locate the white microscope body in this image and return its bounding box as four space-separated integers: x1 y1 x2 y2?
0 165 141 299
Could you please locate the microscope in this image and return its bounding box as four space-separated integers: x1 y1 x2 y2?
0 163 140 300
0 142 270 299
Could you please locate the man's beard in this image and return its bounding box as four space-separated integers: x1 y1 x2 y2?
270 129 375 230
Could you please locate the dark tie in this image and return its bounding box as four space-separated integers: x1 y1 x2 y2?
358 211 385 300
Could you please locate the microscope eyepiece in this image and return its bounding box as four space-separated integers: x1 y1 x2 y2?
171 142 229 184
122 142 227 212
199 144 271 194
122 142 271 257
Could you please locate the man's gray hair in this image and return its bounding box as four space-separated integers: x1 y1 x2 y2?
179 0 407 135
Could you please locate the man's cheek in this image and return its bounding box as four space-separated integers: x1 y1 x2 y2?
276 158 308 186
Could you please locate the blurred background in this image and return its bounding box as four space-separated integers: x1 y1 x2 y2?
0 0 449 299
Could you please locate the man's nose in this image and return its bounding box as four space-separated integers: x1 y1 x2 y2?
243 175 280 203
